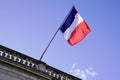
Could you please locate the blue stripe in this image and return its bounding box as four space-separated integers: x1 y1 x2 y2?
60 6 77 33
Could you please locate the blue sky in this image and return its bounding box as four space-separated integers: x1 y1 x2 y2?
0 0 120 80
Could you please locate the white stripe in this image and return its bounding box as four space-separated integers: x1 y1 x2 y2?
63 13 84 40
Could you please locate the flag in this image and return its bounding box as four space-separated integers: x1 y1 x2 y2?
60 6 91 46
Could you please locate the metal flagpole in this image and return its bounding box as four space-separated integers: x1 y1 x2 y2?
39 27 60 61
39 6 74 61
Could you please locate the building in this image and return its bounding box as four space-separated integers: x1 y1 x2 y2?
0 45 81 80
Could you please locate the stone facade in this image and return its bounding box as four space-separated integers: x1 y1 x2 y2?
0 45 81 80
0 64 37 80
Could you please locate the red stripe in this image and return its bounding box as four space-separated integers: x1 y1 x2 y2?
68 21 91 46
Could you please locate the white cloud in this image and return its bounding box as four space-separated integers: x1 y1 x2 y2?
85 67 97 77
70 64 98 80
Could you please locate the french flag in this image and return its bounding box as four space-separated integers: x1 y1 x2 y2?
60 6 91 46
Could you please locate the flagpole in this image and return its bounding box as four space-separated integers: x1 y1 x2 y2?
39 27 60 61
39 6 74 61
